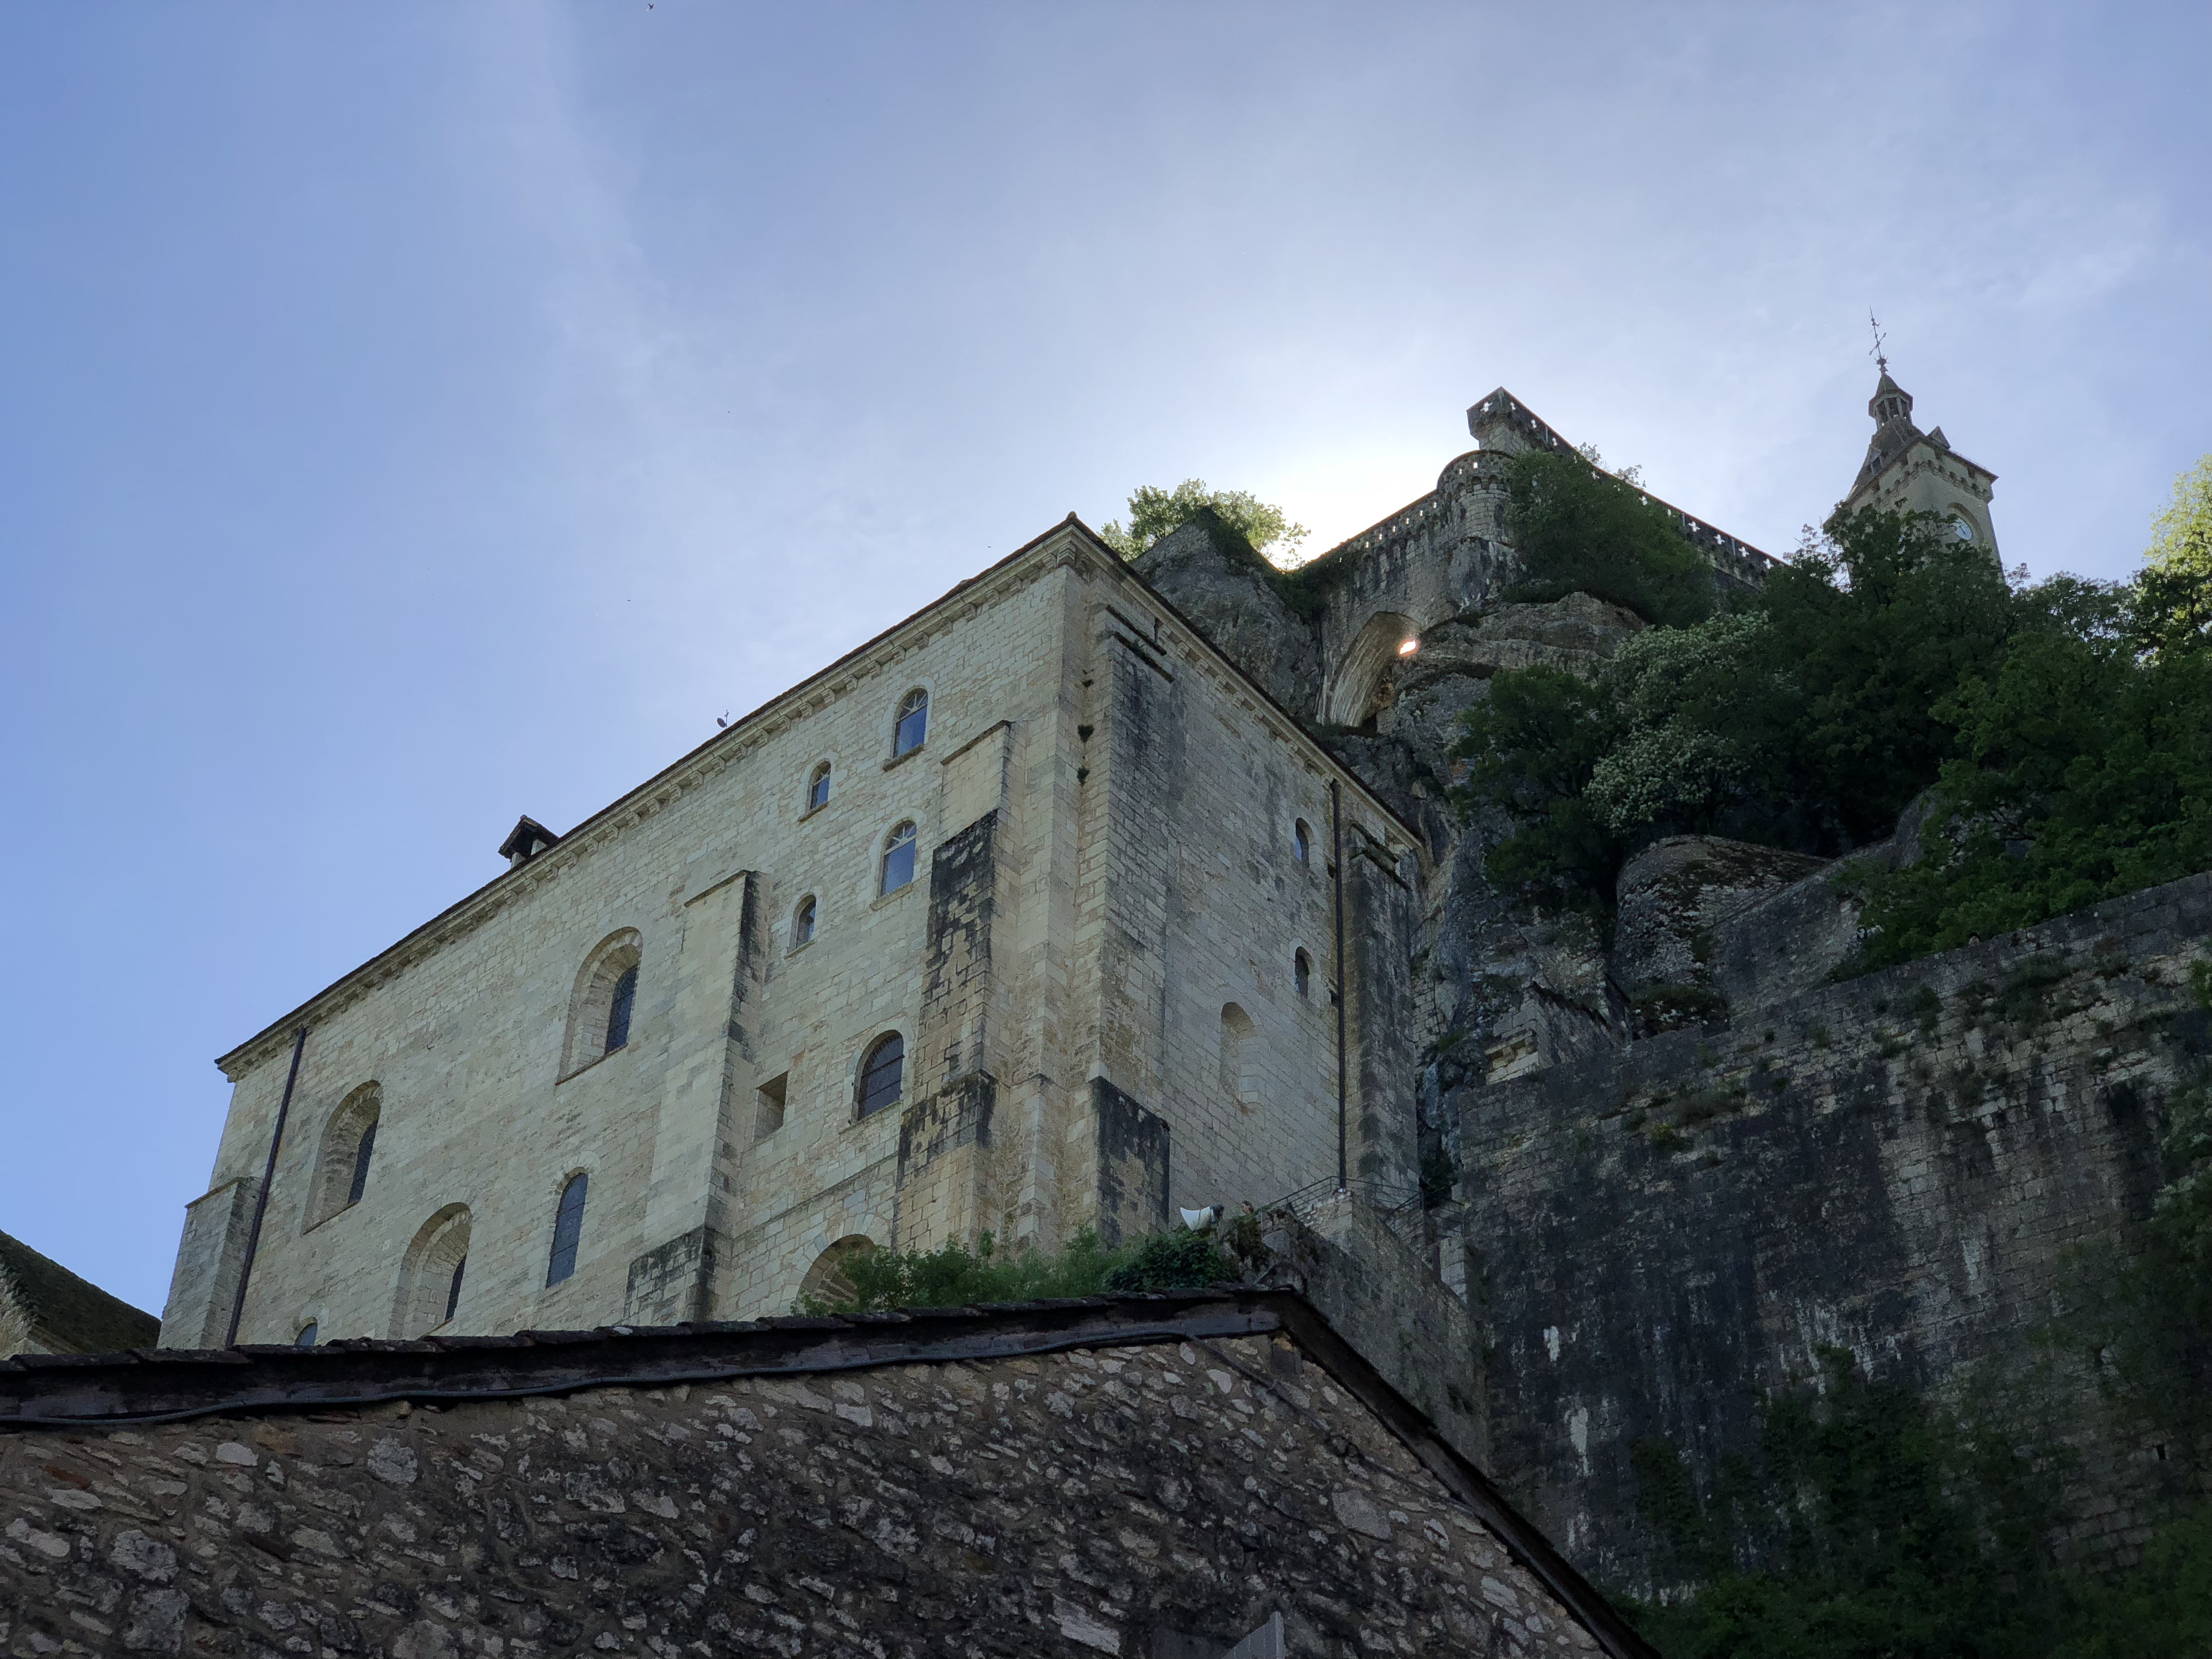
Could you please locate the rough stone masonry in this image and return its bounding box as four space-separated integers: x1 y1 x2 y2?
0 1293 1650 1659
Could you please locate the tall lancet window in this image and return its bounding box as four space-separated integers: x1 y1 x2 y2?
547 1173 589 1287
604 966 638 1054
346 1121 377 1206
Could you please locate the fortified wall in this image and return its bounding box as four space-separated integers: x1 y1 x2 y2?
1456 874 2210 1589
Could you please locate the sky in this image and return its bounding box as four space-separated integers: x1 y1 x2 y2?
2 2 2206 1316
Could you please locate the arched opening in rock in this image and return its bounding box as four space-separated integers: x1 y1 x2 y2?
1322 611 1422 728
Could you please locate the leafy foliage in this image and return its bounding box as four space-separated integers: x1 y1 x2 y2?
799 1225 1239 1313
1455 505 2019 916
2136 455 2212 658
1500 449 1718 627
1456 488 2212 945
1846 627 2212 968
1100 478 1309 565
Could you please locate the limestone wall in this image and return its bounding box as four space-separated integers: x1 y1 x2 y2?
165 528 1422 1348
1454 874 2212 1589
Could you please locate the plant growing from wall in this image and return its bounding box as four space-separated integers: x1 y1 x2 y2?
1100 478 1310 566
799 1225 1240 1313
1499 448 1718 628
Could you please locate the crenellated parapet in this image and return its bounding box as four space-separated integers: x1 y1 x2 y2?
1262 390 1775 729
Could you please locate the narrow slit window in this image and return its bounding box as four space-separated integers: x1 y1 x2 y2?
295 1322 318 1348
755 1072 789 1140
547 1173 588 1286
1295 948 1313 998
444 1256 466 1324
857 1034 905 1118
604 965 638 1053
346 1122 376 1206
1293 820 1312 864
792 896 817 948
807 763 832 812
893 688 928 758
880 822 917 895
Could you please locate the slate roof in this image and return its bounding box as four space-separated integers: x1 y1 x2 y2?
0 1230 160 1357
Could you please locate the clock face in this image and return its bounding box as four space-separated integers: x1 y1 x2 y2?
1950 515 1976 542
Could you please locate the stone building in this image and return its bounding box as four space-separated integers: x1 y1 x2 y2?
0 1290 1652 1658
148 369 2158 1606
160 519 1428 1352
0 1233 158 1359
1838 367 2001 557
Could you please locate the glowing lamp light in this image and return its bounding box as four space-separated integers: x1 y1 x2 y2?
1398 637 1421 656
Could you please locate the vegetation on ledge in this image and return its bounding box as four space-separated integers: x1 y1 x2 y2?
1454 455 2212 963
1100 478 1308 565
798 1224 1241 1313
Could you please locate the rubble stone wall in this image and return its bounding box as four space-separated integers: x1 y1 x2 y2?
0 1332 1609 1659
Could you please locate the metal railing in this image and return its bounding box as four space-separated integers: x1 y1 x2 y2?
1262 1177 1430 1253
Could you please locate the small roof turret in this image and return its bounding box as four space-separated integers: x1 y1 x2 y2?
498 814 561 869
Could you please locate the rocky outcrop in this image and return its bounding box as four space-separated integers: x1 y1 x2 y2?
1613 836 1831 1031
1133 513 1322 714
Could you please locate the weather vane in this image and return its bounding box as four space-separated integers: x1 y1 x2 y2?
1868 310 1890 375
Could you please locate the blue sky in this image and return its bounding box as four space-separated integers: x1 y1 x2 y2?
2 3 2205 1316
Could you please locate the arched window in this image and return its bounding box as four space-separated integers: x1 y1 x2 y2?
893 688 929 758
879 821 918 895
1219 1003 1261 1111
295 1322 319 1348
857 1033 905 1118
807 762 833 813
1294 949 1313 998
547 1173 588 1287
1293 820 1312 864
561 930 643 1079
605 964 638 1053
393 1207 470 1338
799 1236 878 1310
792 895 817 948
308 1083 381 1228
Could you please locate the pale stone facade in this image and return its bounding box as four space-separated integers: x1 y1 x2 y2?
1838 369 2001 556
160 521 1425 1349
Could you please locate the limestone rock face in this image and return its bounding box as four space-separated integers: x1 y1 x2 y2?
1133 516 1322 714
1409 594 1646 684
1613 836 1830 1030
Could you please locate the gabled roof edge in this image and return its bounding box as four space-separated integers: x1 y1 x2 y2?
0 1286 1655 1659
213 516 1418 1080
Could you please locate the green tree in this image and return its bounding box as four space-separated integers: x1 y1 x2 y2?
1455 506 2020 915
2136 455 2212 657
1099 478 1310 565
1501 448 1718 627
1453 664 1624 919
1847 624 2212 969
